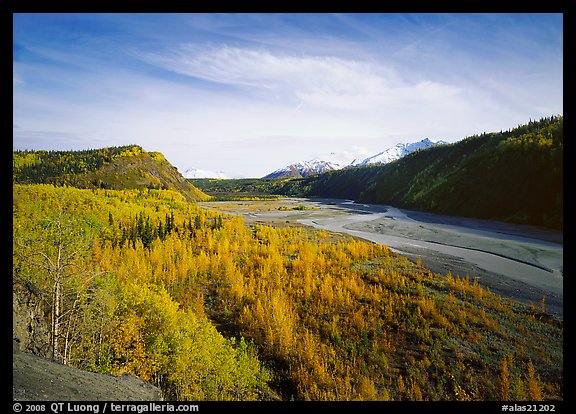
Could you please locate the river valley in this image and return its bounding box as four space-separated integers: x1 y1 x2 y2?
201 198 563 317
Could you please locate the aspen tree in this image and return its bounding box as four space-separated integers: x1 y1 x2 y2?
499 356 511 400
14 200 91 363
526 360 543 400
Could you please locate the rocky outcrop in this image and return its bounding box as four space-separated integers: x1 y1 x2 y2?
13 280 50 357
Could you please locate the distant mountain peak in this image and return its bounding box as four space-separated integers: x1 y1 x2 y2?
182 168 231 179
356 138 447 167
261 138 447 179
264 159 340 179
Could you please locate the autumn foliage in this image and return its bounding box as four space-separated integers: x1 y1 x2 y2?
13 184 562 400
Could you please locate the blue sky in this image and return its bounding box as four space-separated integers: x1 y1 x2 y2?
13 13 563 177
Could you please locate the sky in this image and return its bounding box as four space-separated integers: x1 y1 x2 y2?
13 13 563 178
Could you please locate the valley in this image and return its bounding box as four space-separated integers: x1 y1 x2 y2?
12 117 564 402
12 12 564 406
201 198 563 317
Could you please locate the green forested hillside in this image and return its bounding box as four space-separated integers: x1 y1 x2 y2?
13 145 210 202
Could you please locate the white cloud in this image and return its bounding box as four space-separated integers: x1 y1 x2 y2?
143 45 463 111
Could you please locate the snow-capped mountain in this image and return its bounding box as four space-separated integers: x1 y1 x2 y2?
318 148 374 168
263 138 448 178
264 159 340 179
356 138 448 166
182 168 231 179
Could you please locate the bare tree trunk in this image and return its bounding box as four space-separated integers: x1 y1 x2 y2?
63 293 78 366
52 277 61 362
15 201 88 365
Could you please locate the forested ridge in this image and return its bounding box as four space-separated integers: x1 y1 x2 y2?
13 145 209 202
13 181 562 400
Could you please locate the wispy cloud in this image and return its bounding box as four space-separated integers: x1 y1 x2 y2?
13 13 563 177
143 44 463 111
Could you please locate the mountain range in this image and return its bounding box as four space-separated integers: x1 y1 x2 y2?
263 138 448 178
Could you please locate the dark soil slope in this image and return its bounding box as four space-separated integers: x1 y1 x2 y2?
13 345 162 401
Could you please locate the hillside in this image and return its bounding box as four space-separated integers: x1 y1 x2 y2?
13 145 210 202
262 116 562 229
13 348 162 401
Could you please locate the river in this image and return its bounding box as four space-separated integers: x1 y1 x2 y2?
296 199 563 317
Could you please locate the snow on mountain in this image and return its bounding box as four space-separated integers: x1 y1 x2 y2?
182 168 232 179
264 159 340 179
356 138 448 167
318 148 374 168
263 138 448 178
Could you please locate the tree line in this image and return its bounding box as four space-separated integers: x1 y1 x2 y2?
13 145 143 183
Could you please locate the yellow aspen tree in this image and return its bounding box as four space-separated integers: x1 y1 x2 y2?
409 378 423 401
396 374 406 398
526 360 543 400
511 373 527 400
472 278 483 302
499 356 511 400
357 376 378 400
